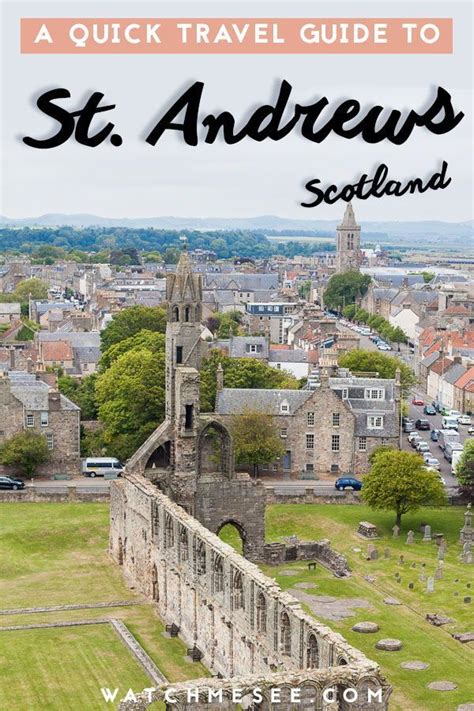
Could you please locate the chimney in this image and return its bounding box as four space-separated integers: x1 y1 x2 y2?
48 389 61 411
9 347 15 370
26 357 34 374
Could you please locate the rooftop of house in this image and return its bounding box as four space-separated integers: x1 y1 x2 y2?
6 371 79 411
36 331 101 348
40 341 73 362
454 366 474 390
269 349 309 363
0 303 21 313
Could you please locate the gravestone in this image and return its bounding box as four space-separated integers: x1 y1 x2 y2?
460 504 473 545
435 568 443 580
419 573 426 582
392 524 400 538
399 555 405 565
434 533 444 546
406 530 415 545
437 547 445 562
426 576 435 594
422 525 432 542
384 548 391 559
366 543 375 559
462 542 472 564
370 549 379 561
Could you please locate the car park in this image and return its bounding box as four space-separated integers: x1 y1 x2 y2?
0 476 25 490
423 405 437 415
412 396 424 406
415 419 430 431
335 477 362 491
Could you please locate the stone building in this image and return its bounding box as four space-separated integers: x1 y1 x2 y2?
216 371 400 479
0 370 81 476
110 253 391 709
335 202 361 274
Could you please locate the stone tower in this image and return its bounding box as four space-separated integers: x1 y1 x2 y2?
125 249 265 561
336 202 361 273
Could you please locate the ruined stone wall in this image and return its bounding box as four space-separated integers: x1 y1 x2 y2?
110 475 380 681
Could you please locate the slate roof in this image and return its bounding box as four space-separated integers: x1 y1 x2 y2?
269 349 309 363
443 363 467 385
216 388 312 415
8 372 79 411
228 336 269 358
34 301 71 315
204 273 278 291
74 346 101 363
37 331 101 348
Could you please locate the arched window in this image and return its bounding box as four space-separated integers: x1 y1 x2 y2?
179 526 189 562
306 633 319 669
233 570 244 610
164 514 174 548
214 555 224 593
280 611 291 655
196 540 206 575
184 306 191 322
256 592 267 633
172 306 179 322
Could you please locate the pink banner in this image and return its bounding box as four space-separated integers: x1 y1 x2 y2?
20 18 453 54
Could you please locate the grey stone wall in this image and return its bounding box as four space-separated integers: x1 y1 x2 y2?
110 476 384 685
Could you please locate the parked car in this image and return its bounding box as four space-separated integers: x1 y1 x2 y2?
412 396 424 406
442 416 459 431
423 405 437 415
415 419 431 431
0 476 25 491
458 415 472 426
448 410 462 419
403 421 415 433
416 441 430 454
430 429 440 442
423 455 441 470
378 343 392 351
444 441 464 463
82 457 124 478
468 426 474 435
335 477 362 491
408 431 421 443
410 436 422 449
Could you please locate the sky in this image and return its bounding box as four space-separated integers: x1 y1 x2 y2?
1 0 473 222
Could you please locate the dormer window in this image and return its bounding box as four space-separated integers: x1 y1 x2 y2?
280 401 290 414
365 388 385 400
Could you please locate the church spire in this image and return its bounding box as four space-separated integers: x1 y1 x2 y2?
340 202 357 228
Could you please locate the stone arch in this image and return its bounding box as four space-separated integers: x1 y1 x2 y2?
165 513 174 548
172 305 180 322
179 526 189 562
196 539 206 575
151 563 159 601
197 419 233 478
256 591 267 633
146 441 172 469
184 304 193 322
216 519 249 558
280 611 291 655
306 632 319 668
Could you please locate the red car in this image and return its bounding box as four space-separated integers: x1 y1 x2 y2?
412 396 424 406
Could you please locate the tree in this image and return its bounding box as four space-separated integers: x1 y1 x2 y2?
200 349 299 412
58 374 99 420
231 410 285 477
323 272 371 311
338 349 416 394
207 311 243 338
456 439 474 501
362 449 446 527
95 348 166 460
0 431 50 477
422 271 435 283
100 306 166 351
342 304 357 319
14 278 48 303
298 280 312 300
100 330 165 370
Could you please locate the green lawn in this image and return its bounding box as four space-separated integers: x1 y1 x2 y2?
0 503 208 711
220 504 474 711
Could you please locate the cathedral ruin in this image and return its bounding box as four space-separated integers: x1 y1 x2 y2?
109 251 391 709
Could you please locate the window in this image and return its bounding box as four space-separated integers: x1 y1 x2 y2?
176 346 183 364
307 412 315 426
247 344 259 353
280 401 290 413
342 388 348 399
331 435 340 452
256 592 267 633
232 570 244 610
332 413 340 427
25 413 34 427
368 415 384 429
358 436 367 452
46 434 54 450
305 463 314 473
280 428 288 438
365 388 385 400
40 412 49 427
306 434 314 450
185 404 193 430
331 464 340 474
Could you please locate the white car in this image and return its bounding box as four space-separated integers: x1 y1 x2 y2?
408 431 421 443
448 410 462 420
423 456 441 470
378 343 392 351
458 415 472 426
416 441 430 453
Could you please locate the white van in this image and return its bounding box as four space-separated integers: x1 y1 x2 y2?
451 449 463 475
444 441 463 463
442 416 459 431
82 457 124 478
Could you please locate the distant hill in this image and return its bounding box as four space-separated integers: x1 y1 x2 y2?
0 214 472 244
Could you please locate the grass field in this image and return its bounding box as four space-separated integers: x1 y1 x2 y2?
0 503 208 711
221 503 474 711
